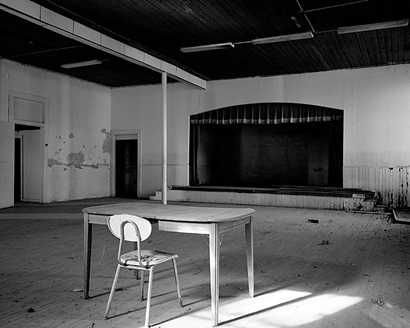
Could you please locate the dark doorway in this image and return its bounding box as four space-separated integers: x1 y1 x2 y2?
115 139 138 198
14 138 21 202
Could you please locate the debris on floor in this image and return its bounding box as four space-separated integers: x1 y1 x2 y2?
318 240 330 245
367 302 410 328
371 295 385 307
307 218 320 223
2 201 410 328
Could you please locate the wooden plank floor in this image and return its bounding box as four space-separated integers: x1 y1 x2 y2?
1 199 410 327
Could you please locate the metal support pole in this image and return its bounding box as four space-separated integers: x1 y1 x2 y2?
162 72 168 205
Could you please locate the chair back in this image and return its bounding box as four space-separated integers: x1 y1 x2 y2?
108 214 152 242
108 214 152 265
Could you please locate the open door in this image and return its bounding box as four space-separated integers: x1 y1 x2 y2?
21 129 43 202
0 122 14 208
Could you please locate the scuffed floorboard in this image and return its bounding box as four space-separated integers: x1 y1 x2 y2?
0 200 409 328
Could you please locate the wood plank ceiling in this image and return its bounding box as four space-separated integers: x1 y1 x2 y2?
2 0 410 85
0 10 164 86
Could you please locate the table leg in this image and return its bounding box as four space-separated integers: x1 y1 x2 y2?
83 214 92 299
245 218 254 298
209 223 220 326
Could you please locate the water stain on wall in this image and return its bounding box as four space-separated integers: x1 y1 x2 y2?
48 158 64 167
347 165 410 208
67 151 85 169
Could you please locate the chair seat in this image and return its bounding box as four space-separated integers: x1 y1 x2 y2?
120 249 178 267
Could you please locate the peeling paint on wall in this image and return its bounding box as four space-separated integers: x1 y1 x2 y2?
48 129 110 171
48 156 107 169
48 143 108 170
101 128 111 154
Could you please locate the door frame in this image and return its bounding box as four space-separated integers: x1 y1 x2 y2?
9 91 48 203
110 129 142 197
19 127 45 202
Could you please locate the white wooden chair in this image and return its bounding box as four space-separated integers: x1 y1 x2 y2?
105 214 183 327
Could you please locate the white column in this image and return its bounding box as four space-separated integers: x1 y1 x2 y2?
162 72 168 205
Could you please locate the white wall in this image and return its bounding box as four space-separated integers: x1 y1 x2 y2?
112 64 410 205
0 59 111 203
111 83 201 196
1 60 408 205
0 121 13 208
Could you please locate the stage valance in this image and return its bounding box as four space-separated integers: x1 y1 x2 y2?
190 103 343 125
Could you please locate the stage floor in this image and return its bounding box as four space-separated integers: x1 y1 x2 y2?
172 185 375 199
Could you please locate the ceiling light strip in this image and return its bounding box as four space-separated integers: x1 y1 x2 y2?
0 0 206 89
251 32 314 45
61 59 102 69
337 19 409 34
181 42 234 53
180 32 314 53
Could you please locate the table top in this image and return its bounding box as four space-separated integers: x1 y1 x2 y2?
83 202 255 223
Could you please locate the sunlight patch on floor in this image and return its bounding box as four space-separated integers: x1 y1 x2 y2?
156 290 362 328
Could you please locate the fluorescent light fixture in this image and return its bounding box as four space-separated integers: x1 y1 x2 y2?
251 31 314 45
337 19 409 34
180 42 234 53
180 32 314 53
61 59 103 69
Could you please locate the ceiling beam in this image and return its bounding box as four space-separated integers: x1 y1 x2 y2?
0 0 206 89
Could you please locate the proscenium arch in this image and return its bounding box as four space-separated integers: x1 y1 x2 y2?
189 102 344 188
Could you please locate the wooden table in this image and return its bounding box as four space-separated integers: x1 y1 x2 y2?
83 202 255 326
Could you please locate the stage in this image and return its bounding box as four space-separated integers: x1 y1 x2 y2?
150 185 376 211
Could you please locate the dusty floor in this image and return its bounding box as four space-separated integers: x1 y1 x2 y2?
1 199 410 328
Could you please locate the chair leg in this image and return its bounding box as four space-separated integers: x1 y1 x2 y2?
172 258 183 307
132 242 141 281
105 264 121 319
144 268 154 328
139 270 145 301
